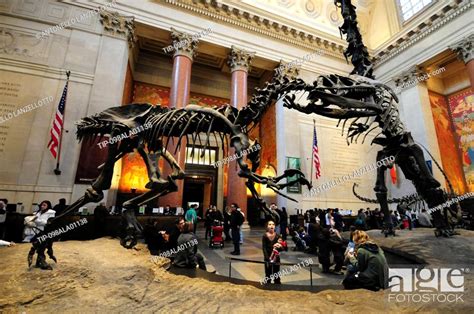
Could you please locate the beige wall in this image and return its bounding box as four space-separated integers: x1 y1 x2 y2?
0 1 129 213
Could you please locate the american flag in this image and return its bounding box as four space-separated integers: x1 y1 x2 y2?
47 79 69 159
312 124 321 179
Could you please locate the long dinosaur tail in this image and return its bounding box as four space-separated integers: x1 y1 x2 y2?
352 183 423 205
335 0 374 79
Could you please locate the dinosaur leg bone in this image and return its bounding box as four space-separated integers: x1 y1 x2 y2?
162 147 185 180
137 142 168 189
373 150 394 236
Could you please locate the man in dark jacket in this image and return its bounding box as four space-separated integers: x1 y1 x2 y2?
333 208 344 232
204 206 213 240
94 202 109 238
343 230 389 291
229 203 243 255
53 198 67 216
223 206 232 242
280 207 288 240
318 228 331 273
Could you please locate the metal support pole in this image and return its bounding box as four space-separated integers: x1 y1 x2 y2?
229 260 232 278
310 265 313 287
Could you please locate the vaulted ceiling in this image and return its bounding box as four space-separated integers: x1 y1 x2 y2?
223 0 377 39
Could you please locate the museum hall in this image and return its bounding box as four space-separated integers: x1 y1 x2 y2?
0 0 473 312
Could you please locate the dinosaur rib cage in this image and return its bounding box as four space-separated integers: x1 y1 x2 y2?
142 106 237 157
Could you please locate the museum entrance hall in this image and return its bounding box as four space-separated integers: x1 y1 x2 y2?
0 0 473 312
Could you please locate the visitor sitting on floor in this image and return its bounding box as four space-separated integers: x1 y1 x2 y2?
290 226 308 252
159 216 185 260
173 222 207 270
342 230 389 291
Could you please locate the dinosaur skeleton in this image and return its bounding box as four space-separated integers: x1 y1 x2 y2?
28 75 312 269
28 0 459 269
280 0 460 237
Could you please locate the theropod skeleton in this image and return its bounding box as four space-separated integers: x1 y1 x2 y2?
280 0 461 237
28 0 459 269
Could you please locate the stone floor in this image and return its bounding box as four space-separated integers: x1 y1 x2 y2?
195 226 343 286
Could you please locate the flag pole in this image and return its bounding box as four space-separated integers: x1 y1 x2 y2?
54 70 70 175
310 119 315 186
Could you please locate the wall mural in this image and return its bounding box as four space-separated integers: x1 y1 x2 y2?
447 88 474 192
118 82 229 193
428 91 467 194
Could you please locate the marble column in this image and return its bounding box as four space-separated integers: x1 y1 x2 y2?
159 28 198 207
225 46 255 217
450 34 474 90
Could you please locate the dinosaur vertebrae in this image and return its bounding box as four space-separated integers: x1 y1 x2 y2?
335 0 374 79
353 183 423 205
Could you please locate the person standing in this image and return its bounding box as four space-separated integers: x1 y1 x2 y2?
52 198 67 216
223 206 232 242
329 228 344 275
237 207 245 244
280 207 288 240
270 203 281 233
230 203 243 255
333 208 344 232
213 205 223 222
164 204 171 215
325 208 334 229
262 220 287 284
94 202 109 238
204 206 213 240
185 204 198 234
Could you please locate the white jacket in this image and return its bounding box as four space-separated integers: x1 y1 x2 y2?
23 209 56 242
34 209 56 231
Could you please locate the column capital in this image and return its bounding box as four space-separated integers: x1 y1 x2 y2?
227 46 255 73
99 11 136 48
392 65 427 91
170 28 199 60
450 34 474 64
274 60 300 80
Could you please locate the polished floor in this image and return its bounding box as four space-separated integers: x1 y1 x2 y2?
194 225 344 286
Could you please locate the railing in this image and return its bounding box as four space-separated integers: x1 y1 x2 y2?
226 256 317 287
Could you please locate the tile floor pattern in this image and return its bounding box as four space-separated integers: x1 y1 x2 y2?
194 226 344 286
